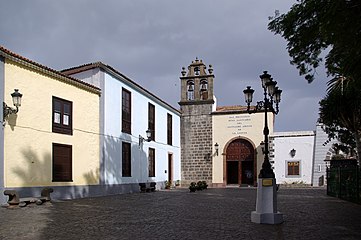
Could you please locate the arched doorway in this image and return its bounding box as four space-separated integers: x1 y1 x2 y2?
225 138 255 186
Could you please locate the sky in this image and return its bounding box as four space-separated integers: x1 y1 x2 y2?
0 0 330 132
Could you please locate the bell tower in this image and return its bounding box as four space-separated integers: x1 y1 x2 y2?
179 57 214 103
179 58 215 186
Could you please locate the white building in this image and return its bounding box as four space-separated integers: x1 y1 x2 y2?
270 131 315 185
62 62 181 193
311 123 337 186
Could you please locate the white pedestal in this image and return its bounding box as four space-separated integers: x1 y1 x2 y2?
251 178 283 224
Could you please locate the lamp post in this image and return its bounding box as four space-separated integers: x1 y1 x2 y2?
244 71 283 224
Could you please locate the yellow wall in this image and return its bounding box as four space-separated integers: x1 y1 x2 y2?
212 112 274 184
4 59 100 187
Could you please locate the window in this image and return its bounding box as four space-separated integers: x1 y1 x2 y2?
122 142 131 177
53 143 72 182
287 161 300 176
148 103 155 141
187 80 194 100
167 113 172 145
148 148 155 177
200 79 208 100
52 97 72 135
122 88 131 134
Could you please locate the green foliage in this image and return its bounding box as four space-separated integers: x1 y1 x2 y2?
269 0 361 162
189 182 197 192
175 180 180 186
319 80 361 160
268 0 361 83
189 181 208 192
196 181 208 191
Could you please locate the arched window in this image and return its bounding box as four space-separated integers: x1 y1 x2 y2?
200 79 208 100
187 80 195 100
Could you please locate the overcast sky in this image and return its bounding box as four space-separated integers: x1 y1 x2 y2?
0 0 329 132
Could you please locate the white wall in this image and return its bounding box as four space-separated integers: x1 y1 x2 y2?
69 66 181 187
311 124 337 186
271 131 315 184
103 72 180 185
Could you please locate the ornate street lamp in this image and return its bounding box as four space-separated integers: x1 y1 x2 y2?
243 71 282 178
244 71 283 224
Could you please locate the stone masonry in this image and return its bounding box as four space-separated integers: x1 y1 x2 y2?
179 58 215 186
180 103 213 186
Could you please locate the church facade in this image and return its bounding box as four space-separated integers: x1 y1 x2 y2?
179 58 273 187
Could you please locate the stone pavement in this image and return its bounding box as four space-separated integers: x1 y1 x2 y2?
1 187 361 240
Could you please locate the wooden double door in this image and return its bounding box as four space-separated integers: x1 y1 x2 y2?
226 139 255 186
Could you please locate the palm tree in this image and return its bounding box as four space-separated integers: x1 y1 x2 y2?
319 77 361 165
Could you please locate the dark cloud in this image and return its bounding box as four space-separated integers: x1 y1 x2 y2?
0 0 329 131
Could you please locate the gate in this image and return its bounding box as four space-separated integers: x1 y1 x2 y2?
326 166 361 204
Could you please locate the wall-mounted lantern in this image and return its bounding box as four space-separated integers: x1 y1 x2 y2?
290 148 296 158
214 143 219 156
3 89 23 124
139 129 152 147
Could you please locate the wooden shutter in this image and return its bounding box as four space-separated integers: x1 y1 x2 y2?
53 143 72 181
148 148 155 177
52 97 73 135
148 103 155 141
122 89 131 134
122 142 131 177
167 113 172 145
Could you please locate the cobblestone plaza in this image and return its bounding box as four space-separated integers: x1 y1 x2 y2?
1 188 361 240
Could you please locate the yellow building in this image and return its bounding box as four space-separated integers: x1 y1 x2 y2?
0 46 100 203
212 106 274 187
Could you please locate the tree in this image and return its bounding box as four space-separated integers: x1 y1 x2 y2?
268 0 361 164
268 0 361 84
319 80 361 164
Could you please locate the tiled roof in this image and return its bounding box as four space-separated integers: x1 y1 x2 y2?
62 62 181 115
61 62 103 75
0 45 101 94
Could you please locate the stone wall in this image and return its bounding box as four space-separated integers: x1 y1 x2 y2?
180 103 213 186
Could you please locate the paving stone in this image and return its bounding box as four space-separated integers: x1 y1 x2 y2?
0 188 361 239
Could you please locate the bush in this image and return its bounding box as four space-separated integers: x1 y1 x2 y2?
189 181 208 192
189 182 197 192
